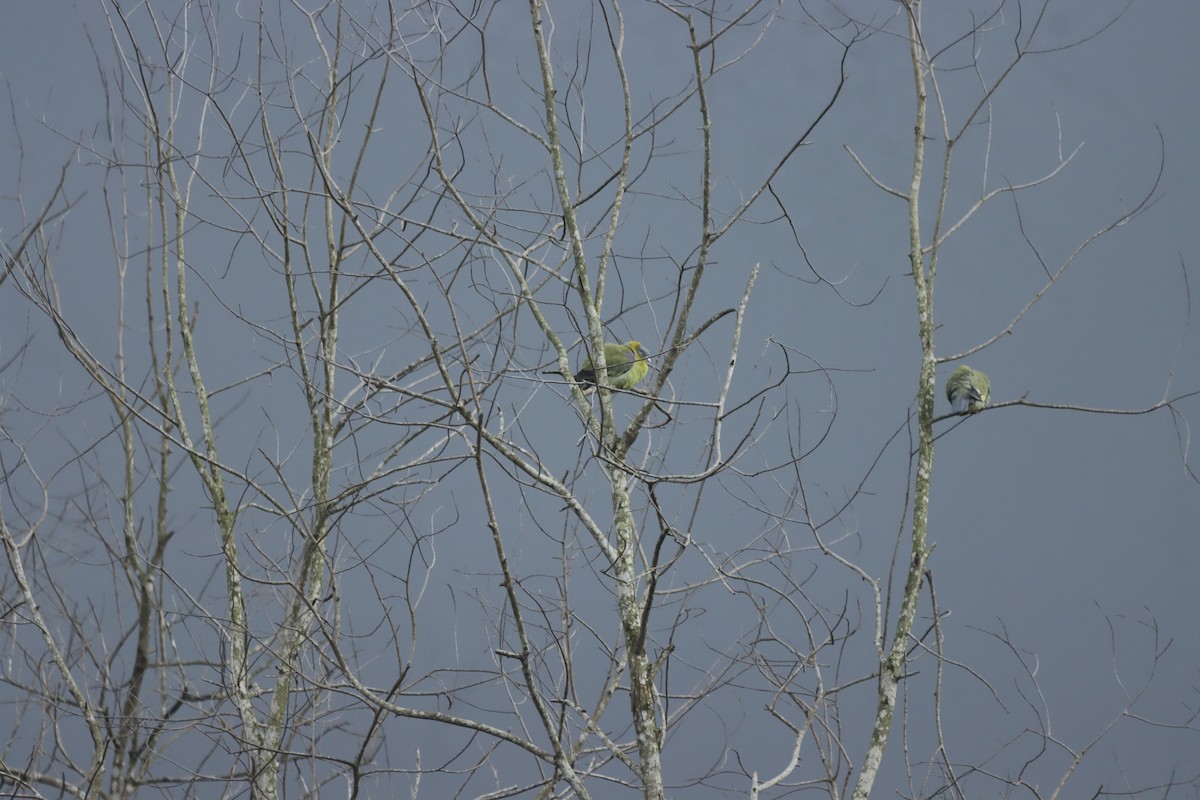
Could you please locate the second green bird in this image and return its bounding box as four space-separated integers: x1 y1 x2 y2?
574 340 649 391
945 365 990 413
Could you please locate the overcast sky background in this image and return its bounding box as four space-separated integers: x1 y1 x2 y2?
2 1 1198 797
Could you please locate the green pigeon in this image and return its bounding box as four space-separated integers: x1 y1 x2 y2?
945 365 990 413
573 340 649 391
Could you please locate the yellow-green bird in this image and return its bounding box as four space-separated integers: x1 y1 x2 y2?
573 340 649 391
945 365 990 413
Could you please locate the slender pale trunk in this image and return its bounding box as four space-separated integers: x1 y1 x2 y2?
852 4 936 798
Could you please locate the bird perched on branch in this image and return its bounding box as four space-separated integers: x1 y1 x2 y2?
945 365 990 413
572 340 649 391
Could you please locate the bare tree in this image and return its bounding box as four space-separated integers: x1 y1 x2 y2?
2 1 1196 799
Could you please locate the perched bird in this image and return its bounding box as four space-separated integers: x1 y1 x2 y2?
573 340 649 391
945 365 990 413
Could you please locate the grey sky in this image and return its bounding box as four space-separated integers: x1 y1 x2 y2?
1 1 1198 797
